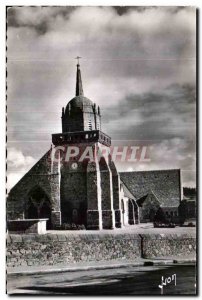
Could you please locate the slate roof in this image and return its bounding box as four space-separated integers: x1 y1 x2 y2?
67 96 93 110
119 169 181 207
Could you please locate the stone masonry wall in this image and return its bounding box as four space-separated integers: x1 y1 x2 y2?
7 233 141 267
60 165 87 225
6 233 196 268
141 234 196 258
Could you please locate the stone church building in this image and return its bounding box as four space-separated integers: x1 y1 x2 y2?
7 63 182 230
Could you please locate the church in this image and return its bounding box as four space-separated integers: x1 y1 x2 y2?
7 62 182 230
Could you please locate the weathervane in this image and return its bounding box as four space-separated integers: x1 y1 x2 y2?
75 56 82 65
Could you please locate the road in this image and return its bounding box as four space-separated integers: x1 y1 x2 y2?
7 263 196 295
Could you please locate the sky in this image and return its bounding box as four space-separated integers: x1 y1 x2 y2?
7 6 196 191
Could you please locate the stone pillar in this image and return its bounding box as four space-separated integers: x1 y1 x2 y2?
128 199 135 225
50 156 61 228
50 182 61 227
139 208 143 223
109 157 122 228
133 200 140 224
114 210 122 228
86 160 102 230
87 210 100 230
100 157 115 229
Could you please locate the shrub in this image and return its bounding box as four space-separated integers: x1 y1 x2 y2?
187 222 195 227
154 207 166 223
60 223 86 230
63 223 72 230
71 223 77 230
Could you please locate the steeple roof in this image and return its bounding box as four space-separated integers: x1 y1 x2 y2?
76 63 84 96
61 60 102 133
66 61 93 111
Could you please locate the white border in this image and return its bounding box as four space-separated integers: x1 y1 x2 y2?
0 1 200 299
0 2 6 298
1 0 201 6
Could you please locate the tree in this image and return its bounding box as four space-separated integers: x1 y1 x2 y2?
178 200 187 225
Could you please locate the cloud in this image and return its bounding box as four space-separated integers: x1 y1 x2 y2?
115 138 196 187
7 147 35 168
7 148 36 191
6 6 196 188
105 83 196 187
7 7 75 30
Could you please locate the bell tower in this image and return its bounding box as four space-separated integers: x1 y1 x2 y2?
61 59 101 134
52 60 122 230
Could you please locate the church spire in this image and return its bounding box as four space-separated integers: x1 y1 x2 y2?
75 56 84 96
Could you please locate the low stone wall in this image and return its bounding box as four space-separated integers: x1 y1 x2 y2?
6 233 141 267
6 233 196 268
140 234 196 258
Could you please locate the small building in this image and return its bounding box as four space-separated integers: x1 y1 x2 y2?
120 169 181 223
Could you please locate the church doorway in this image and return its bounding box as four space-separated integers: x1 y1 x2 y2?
72 209 78 223
26 186 52 229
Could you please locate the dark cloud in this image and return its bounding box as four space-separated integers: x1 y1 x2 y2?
113 6 134 15
101 83 196 188
7 6 75 35
102 84 196 140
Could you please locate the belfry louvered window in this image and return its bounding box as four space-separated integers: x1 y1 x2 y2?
88 119 92 130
